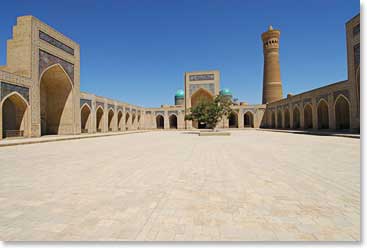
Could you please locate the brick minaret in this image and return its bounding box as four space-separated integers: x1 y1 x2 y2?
262 25 283 104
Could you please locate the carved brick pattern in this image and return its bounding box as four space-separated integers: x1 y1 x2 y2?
0 82 29 103
39 50 74 83
39 31 75 55
155 111 165 116
80 99 92 109
242 108 255 114
0 70 32 86
316 94 329 103
189 83 215 96
303 98 312 105
333 90 350 101
168 110 178 115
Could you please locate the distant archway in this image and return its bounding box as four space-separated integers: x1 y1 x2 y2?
293 107 300 129
108 109 114 131
1 92 28 138
191 88 213 129
96 107 104 132
277 110 282 128
303 104 313 129
271 112 276 128
125 112 130 130
117 111 123 131
335 95 350 130
156 115 164 129
284 109 290 128
317 100 329 129
244 111 254 128
169 114 178 129
132 113 136 128
80 104 91 133
40 64 73 135
228 112 238 128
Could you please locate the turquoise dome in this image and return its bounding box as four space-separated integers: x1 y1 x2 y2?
220 88 232 96
175 89 184 98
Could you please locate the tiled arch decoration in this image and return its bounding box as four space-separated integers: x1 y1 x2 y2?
39 50 74 84
0 82 29 103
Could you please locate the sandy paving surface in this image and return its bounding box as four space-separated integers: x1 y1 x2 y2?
0 130 360 241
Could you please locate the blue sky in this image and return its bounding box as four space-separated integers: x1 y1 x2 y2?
0 0 359 107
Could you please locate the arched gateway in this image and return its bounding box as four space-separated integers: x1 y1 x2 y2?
169 115 178 129
1 93 29 138
156 115 164 129
80 104 91 133
40 64 73 135
191 88 213 129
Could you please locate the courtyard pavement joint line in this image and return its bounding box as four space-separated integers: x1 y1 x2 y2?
0 130 150 148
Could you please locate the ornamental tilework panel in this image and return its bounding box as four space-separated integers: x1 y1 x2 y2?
39 31 75 56
117 106 124 112
125 107 130 112
96 101 104 109
145 111 152 114
189 83 215 96
0 82 29 103
39 50 74 83
108 104 115 110
80 99 92 109
189 74 214 81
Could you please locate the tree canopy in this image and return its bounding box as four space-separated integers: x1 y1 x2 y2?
185 95 233 129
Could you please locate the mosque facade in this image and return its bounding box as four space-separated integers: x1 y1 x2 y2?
0 14 360 139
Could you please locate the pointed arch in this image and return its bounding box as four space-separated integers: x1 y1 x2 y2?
108 108 115 131
80 103 91 133
117 110 123 131
284 108 290 128
125 112 130 131
191 88 213 107
40 63 74 135
243 111 254 128
271 111 276 128
334 94 350 130
1 92 29 138
156 114 164 129
303 104 313 129
96 106 104 132
169 114 178 129
228 112 238 128
277 109 282 128
293 106 300 129
317 99 329 129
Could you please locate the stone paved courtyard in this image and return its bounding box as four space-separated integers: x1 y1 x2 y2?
0 130 360 241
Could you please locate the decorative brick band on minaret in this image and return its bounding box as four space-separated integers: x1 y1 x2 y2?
262 25 283 104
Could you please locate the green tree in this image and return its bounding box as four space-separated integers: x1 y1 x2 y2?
185 95 233 130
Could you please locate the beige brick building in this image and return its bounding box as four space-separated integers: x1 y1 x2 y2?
0 14 359 139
